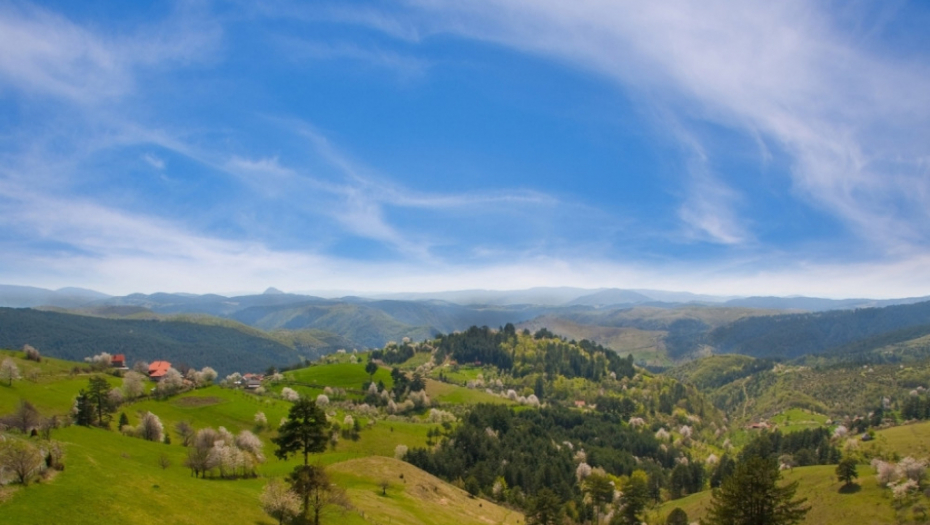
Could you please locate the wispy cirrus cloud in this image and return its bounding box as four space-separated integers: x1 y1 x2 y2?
404 0 930 252
0 1 221 105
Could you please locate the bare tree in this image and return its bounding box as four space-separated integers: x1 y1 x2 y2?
288 464 352 525
0 439 44 484
158 453 171 470
184 444 213 478
175 421 195 447
3 400 42 434
0 358 21 386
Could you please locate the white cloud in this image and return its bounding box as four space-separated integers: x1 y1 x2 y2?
142 154 165 170
407 0 930 251
0 1 221 105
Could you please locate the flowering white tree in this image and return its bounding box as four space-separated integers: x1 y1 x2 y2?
576 462 593 481
236 430 266 472
281 387 299 402
108 388 124 407
138 412 164 442
873 459 899 486
200 367 218 384
0 358 21 386
85 352 112 368
408 390 430 409
254 411 268 429
394 444 408 459
428 408 456 424
155 368 185 397
122 371 146 399
316 394 330 406
261 478 301 525
23 345 40 362
896 457 926 482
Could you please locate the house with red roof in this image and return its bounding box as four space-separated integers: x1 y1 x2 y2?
111 354 127 369
148 361 172 381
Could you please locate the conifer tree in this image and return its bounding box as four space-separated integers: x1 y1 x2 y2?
703 456 809 525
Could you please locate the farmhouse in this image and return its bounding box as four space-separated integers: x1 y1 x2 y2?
148 361 172 381
111 354 127 369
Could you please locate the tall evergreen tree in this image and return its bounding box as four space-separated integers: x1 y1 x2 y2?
613 470 650 525
703 456 809 525
73 390 94 427
84 376 114 428
526 488 563 525
272 396 329 466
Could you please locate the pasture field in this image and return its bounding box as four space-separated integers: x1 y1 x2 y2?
425 378 512 406
653 464 897 525
769 408 831 433
331 456 524 525
285 361 393 392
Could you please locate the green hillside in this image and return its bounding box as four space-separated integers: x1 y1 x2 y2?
0 349 520 525
0 308 302 376
6 323 930 525
655 421 930 525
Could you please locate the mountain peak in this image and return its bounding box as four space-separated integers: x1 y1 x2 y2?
263 287 285 295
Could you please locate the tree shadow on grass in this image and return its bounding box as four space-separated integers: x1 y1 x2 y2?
838 483 861 494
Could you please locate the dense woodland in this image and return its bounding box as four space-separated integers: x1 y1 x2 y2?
433 325 636 382
0 308 299 376
708 301 930 359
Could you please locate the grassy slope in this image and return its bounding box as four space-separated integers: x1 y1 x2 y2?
425 379 512 406
0 350 120 415
1 425 275 525
286 361 393 390
655 422 930 524
1 352 488 525
653 464 894 525
861 420 930 459
331 456 523 525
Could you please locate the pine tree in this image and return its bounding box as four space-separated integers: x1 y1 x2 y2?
272 396 329 466
86 376 114 428
703 456 809 525
526 488 563 525
73 390 95 426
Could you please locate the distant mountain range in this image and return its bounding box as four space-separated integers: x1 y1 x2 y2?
3 284 930 370
4 283 928 311
0 285 111 308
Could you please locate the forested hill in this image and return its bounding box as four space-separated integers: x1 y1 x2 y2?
707 300 930 359
0 308 300 376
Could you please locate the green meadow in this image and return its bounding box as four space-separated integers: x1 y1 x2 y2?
1 350 520 525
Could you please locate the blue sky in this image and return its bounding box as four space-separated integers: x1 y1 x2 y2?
1 0 930 298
